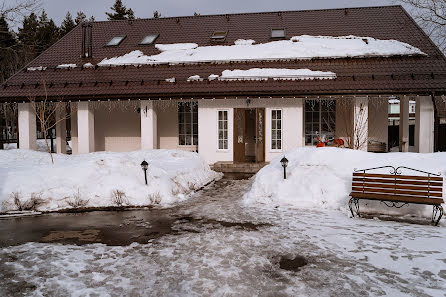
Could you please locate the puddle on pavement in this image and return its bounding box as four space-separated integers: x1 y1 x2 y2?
41 229 100 243
279 255 308 272
174 215 271 232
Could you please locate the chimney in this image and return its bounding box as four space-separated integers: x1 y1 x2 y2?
81 22 93 58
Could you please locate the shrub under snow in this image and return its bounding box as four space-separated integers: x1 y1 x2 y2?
244 148 446 217
0 149 221 212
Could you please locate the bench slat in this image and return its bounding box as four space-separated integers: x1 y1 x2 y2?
349 192 444 205
352 182 442 192
353 173 443 181
352 177 443 187
351 187 443 197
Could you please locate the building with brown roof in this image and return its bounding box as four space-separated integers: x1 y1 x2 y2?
1 5 445 161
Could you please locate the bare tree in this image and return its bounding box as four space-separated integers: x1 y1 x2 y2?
399 0 446 53
28 82 72 164
0 0 41 24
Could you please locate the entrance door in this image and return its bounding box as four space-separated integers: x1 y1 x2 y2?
233 108 245 162
256 108 265 162
233 108 265 163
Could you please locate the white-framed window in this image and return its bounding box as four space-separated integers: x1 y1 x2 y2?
304 100 336 145
178 102 198 146
271 109 282 150
218 110 228 150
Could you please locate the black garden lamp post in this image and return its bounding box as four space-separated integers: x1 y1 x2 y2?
280 156 288 179
140 160 148 185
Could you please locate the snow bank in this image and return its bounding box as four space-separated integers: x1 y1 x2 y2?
244 148 445 216
219 68 336 80
27 66 47 71
98 35 425 66
0 150 221 212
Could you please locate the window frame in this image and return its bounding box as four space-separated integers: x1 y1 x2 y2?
271 28 286 39
270 109 283 152
304 100 336 146
178 102 198 147
105 35 127 47
217 109 229 151
211 31 228 42
139 34 159 45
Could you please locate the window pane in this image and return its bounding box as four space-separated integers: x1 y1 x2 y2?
277 140 282 149
179 135 185 145
193 136 198 146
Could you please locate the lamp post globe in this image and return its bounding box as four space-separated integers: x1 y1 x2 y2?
280 156 288 179
140 160 148 185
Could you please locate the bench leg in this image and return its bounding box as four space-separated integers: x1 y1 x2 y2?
432 205 443 226
349 198 360 218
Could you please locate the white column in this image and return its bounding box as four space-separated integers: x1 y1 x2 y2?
18 103 37 150
55 107 67 154
415 96 434 153
77 101 95 154
353 97 368 151
141 100 157 150
399 96 410 152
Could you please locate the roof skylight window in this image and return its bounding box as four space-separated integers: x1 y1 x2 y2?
211 31 227 41
271 28 286 39
140 34 159 45
106 36 126 47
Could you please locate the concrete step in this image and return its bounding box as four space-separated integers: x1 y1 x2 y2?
211 162 269 174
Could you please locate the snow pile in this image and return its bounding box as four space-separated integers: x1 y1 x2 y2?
234 39 256 45
83 62 95 68
27 66 47 71
98 35 425 66
244 148 445 216
219 68 336 81
165 77 176 83
187 75 202 81
56 64 77 69
0 150 221 212
208 74 219 81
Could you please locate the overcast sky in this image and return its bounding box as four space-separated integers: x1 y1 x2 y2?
38 0 399 25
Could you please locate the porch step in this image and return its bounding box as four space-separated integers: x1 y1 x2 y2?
211 162 269 174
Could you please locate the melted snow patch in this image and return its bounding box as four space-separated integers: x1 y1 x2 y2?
98 35 425 66
219 68 336 81
83 62 95 68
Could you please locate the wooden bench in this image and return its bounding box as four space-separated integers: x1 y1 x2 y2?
349 166 444 226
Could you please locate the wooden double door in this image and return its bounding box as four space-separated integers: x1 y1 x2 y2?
233 108 265 163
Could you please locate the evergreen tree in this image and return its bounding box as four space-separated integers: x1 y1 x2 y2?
18 12 39 61
36 10 60 55
60 12 76 36
106 0 134 20
75 11 87 24
0 15 19 83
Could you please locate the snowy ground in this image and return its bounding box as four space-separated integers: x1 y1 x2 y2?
0 149 221 211
0 178 445 296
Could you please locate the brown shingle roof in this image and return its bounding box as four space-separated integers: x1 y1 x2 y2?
1 5 445 102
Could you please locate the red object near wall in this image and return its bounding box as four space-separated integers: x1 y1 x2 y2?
316 142 325 148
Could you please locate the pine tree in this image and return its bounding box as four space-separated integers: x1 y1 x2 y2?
18 12 39 62
0 15 19 83
75 11 87 24
36 10 60 55
106 0 135 20
60 12 76 36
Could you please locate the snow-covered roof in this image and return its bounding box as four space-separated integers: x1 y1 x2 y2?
98 35 425 67
218 68 336 81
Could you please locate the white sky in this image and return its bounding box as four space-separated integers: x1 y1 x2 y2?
37 0 398 26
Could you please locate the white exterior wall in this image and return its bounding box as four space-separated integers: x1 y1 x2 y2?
415 96 434 153
55 108 67 154
198 98 303 164
70 105 78 154
94 108 141 152
399 96 410 152
140 100 157 150
77 102 95 154
368 99 388 151
18 103 37 150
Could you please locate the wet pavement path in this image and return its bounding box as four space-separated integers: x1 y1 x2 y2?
0 175 254 247
1 174 445 296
